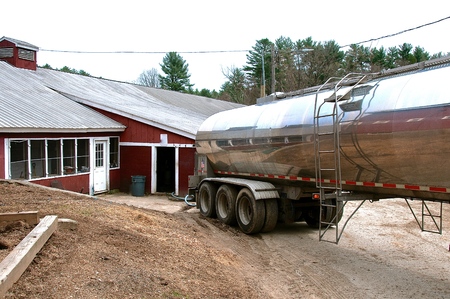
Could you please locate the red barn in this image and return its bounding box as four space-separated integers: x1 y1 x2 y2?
0 37 242 196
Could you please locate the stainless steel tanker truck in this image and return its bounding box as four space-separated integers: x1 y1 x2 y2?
188 56 450 242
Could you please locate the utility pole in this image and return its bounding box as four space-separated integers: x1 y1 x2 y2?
260 49 266 98
271 44 276 94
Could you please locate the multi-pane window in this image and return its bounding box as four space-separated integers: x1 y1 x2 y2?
0 47 13 58
63 139 76 174
30 140 46 178
47 140 61 176
95 143 104 167
8 137 119 180
10 140 28 179
77 139 90 172
110 137 119 168
18 48 35 61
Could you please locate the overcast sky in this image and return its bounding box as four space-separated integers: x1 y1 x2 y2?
2 0 450 91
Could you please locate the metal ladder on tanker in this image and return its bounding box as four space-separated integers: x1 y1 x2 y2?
313 73 368 244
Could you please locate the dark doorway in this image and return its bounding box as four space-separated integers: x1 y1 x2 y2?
156 147 175 193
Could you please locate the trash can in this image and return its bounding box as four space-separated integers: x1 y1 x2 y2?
131 175 146 197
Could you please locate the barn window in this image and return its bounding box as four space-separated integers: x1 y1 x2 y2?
0 47 13 58
77 139 90 172
109 137 119 168
10 140 28 179
18 48 35 61
63 139 76 174
6 137 124 179
47 140 61 176
31 140 46 178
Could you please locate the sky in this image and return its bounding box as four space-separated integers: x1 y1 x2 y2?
2 0 450 91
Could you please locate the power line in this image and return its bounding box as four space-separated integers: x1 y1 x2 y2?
40 49 250 54
40 16 450 54
341 16 450 48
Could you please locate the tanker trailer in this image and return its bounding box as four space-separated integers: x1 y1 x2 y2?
189 56 450 237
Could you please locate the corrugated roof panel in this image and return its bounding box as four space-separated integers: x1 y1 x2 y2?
36 68 243 137
135 86 243 118
0 62 125 133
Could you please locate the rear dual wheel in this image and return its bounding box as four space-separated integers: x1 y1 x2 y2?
215 184 237 225
235 188 278 234
198 182 217 218
304 199 344 228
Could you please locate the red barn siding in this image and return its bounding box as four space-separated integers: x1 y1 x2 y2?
2 108 197 195
120 146 152 193
109 168 121 190
33 174 90 194
91 107 197 195
179 147 196 195
2 133 120 195
92 108 194 144
0 137 4 178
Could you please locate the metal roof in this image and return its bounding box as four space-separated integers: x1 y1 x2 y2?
0 61 243 138
0 61 126 133
35 68 243 139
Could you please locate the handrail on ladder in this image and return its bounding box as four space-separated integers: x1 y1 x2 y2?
313 73 368 244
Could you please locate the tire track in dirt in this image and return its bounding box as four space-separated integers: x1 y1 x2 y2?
177 199 450 299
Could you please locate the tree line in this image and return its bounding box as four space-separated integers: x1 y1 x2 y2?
41 36 448 105
143 36 448 105
221 37 446 104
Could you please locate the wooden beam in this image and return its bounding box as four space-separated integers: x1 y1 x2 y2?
0 215 58 298
0 211 39 226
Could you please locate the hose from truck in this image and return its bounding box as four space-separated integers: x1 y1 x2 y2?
168 192 196 207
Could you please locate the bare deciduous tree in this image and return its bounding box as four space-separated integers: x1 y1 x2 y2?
137 68 160 88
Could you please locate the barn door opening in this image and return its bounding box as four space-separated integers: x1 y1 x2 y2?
156 147 175 193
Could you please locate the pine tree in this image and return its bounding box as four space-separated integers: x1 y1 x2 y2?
159 52 193 92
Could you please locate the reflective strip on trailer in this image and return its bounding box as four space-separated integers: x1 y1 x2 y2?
214 170 450 194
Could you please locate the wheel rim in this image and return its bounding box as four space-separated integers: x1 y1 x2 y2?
216 192 228 218
238 195 252 225
199 188 208 211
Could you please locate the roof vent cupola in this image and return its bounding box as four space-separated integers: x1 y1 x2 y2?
0 36 39 70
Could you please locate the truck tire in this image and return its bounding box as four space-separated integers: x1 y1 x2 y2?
215 184 237 225
304 200 344 228
236 188 265 234
303 207 320 228
198 182 217 218
260 199 278 233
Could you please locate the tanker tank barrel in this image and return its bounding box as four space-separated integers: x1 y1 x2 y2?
191 55 450 241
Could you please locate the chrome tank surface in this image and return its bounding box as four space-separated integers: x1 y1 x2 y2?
196 63 450 200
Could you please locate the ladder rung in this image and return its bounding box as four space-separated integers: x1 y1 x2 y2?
321 203 337 208
319 150 335 153
321 221 336 226
323 193 339 199
318 186 340 190
320 168 336 171
316 113 336 118
317 132 334 136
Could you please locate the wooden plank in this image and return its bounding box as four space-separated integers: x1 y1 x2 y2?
0 215 58 298
0 211 39 226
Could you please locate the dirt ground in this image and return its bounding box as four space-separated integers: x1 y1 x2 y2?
1 180 450 299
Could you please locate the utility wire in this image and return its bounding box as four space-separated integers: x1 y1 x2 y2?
40 16 450 54
40 49 250 54
341 16 450 48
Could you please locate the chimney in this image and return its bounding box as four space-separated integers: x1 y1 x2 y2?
0 36 39 71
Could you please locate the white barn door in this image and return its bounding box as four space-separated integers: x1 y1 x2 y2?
93 140 108 193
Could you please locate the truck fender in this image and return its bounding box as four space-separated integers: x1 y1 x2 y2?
201 177 279 200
